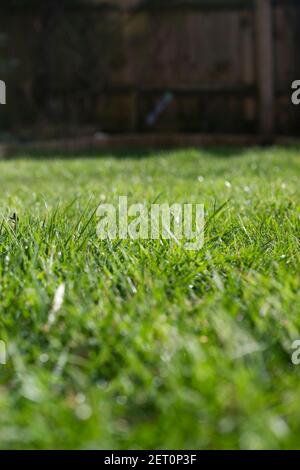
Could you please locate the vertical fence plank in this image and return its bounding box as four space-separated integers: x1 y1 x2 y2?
256 0 275 136
240 11 256 125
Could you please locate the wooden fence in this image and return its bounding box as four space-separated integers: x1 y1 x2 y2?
0 0 300 138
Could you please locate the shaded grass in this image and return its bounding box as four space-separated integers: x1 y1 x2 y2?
0 146 299 449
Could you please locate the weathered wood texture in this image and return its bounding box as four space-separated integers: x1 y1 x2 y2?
0 0 299 137
256 0 274 135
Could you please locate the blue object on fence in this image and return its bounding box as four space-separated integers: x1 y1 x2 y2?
145 92 174 126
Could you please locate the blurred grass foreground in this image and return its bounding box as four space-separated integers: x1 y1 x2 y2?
0 147 299 449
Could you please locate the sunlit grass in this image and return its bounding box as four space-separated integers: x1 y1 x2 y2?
0 147 299 449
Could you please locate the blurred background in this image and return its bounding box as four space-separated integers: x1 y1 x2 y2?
0 0 300 142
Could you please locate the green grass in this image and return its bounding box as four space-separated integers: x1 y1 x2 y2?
0 147 299 449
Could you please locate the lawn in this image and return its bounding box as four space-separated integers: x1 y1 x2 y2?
0 147 299 450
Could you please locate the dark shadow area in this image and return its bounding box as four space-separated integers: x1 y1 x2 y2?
0 145 280 162
1 0 300 139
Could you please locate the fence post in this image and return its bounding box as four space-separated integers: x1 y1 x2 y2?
256 0 274 136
